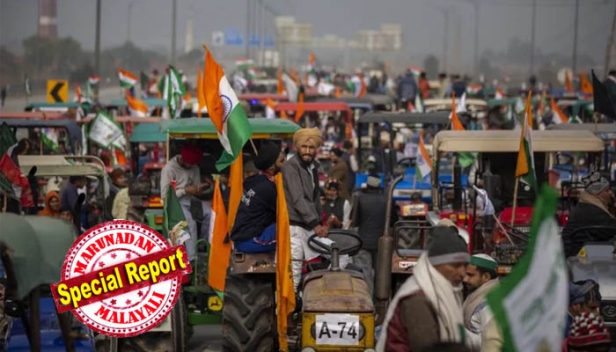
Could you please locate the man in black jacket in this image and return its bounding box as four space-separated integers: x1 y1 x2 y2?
562 171 616 257
351 173 398 293
231 142 285 253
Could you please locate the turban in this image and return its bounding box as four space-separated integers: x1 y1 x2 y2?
582 171 610 195
254 141 281 171
180 144 203 165
293 127 322 148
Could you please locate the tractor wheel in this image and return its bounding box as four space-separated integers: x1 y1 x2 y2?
222 274 276 352
171 293 189 352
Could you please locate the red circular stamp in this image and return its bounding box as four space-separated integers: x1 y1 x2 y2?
50 220 192 338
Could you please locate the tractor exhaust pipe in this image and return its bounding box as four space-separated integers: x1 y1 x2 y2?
453 162 462 211
375 175 404 326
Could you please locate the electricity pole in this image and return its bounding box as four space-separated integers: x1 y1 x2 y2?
95 0 101 98
572 0 580 73
245 0 251 58
171 0 177 65
605 1 616 78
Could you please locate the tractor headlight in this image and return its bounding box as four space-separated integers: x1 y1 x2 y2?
301 348 317 352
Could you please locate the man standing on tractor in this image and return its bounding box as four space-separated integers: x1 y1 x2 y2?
462 254 499 351
231 142 286 253
283 127 349 291
562 171 616 258
160 144 210 262
376 223 469 352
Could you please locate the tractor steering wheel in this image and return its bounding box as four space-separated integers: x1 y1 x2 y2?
397 157 417 167
307 229 363 257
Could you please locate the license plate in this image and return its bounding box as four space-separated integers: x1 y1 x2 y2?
315 314 360 345
399 261 416 269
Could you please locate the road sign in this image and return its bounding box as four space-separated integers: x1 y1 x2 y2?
224 29 244 46
264 35 275 48
248 34 260 47
212 31 224 47
46 80 68 103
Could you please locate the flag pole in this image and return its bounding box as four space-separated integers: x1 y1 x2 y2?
249 138 259 156
511 177 520 227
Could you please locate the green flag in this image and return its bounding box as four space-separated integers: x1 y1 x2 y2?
162 183 190 245
486 185 567 352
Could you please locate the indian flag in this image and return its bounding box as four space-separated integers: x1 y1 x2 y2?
451 95 477 167
207 179 230 292
416 131 432 179
467 84 482 95
550 97 568 125
409 65 422 77
126 91 149 117
203 47 252 171
515 92 537 191
118 69 137 89
88 75 100 85
264 98 277 119
351 75 366 98
246 68 258 80
282 72 298 102
495 88 505 100
487 186 567 352
235 58 254 69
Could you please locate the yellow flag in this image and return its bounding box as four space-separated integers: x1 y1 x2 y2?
275 173 296 351
207 179 230 291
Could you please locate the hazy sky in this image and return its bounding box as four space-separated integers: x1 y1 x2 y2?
0 0 613 67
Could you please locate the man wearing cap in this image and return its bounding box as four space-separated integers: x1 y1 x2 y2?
283 127 346 291
377 225 469 352
566 280 602 336
231 142 286 253
562 171 616 257
160 144 210 262
462 254 499 351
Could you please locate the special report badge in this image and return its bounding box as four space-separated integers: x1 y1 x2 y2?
51 220 192 337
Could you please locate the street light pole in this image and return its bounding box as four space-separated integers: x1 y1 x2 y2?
530 0 536 75
444 9 449 73
171 0 177 65
95 0 101 98
572 0 580 73
473 2 479 75
245 0 251 58
127 2 134 44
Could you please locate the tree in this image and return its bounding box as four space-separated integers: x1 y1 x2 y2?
423 55 439 79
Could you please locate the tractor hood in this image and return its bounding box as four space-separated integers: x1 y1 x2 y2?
567 243 616 300
302 271 374 314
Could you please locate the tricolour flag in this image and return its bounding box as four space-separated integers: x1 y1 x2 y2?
282 72 298 102
495 88 504 100
126 91 149 117
451 94 477 168
550 97 568 125
275 173 296 351
207 179 230 292
88 75 100 85
117 69 138 89
264 99 277 119
202 47 252 171
277 69 285 95
416 131 432 179
515 92 537 191
486 185 567 352
294 92 305 123
351 75 367 98
235 58 254 69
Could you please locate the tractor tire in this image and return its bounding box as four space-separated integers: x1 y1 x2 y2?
171 293 189 352
222 274 276 352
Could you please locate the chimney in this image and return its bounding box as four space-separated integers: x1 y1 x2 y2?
38 0 58 39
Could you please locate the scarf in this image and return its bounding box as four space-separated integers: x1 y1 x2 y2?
462 279 499 329
376 253 466 351
579 192 614 218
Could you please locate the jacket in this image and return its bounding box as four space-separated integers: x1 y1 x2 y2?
384 291 440 352
282 154 321 230
328 159 349 200
397 74 418 101
353 188 395 250
231 174 277 242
